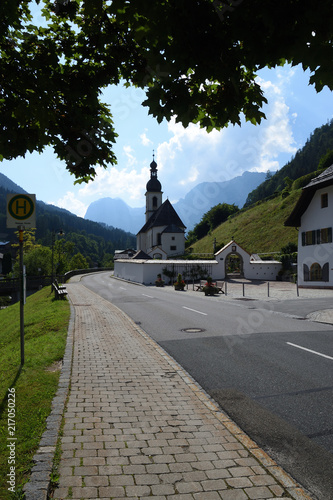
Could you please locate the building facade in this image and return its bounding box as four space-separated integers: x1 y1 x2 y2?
136 157 186 259
285 166 333 287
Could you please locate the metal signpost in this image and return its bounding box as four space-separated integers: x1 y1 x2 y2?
6 194 36 366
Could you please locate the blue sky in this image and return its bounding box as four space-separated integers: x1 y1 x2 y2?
1 64 333 218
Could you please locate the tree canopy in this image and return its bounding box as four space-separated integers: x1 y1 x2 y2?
2 0 333 182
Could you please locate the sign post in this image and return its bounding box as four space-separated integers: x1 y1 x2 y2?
7 194 36 366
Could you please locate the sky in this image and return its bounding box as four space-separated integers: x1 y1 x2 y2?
1 64 333 219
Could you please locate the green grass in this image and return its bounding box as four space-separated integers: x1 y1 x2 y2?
189 190 301 256
0 287 70 499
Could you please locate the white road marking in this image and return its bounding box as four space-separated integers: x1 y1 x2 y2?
142 294 154 298
182 306 207 316
287 342 333 361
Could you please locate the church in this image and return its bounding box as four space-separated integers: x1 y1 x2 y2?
136 156 186 259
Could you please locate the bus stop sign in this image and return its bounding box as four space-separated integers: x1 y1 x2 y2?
7 194 36 229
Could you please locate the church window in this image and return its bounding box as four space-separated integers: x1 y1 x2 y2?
170 246 176 251
153 196 158 208
157 233 161 245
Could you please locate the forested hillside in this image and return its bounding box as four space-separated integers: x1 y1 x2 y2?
0 183 136 267
245 119 333 206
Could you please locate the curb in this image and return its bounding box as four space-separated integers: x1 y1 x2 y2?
23 302 75 500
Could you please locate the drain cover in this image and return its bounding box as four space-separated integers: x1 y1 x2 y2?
181 328 205 333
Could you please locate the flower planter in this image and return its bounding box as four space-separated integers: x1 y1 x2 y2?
174 284 185 290
203 286 218 296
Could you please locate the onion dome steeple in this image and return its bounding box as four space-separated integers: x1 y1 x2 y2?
146 153 162 192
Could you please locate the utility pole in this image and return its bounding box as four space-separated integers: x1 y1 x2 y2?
19 227 25 366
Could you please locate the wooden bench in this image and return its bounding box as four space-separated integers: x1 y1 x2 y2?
195 280 207 291
52 280 68 300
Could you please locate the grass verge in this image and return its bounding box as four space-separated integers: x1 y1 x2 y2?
0 287 70 499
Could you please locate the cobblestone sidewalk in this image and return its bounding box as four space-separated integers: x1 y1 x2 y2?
50 281 312 500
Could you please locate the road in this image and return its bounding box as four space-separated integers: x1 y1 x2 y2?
82 272 333 499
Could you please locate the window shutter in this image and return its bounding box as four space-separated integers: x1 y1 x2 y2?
312 230 316 244
322 263 329 281
303 264 309 281
328 227 332 243
316 229 321 244
302 232 306 246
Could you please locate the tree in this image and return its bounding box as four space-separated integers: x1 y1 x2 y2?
2 1 333 182
23 246 52 275
69 252 89 271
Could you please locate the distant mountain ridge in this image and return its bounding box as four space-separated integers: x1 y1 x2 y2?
84 171 267 233
0 172 27 195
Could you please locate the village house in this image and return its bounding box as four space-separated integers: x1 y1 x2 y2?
285 165 333 288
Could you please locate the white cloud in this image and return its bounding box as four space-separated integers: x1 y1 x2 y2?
123 145 137 167
140 131 153 146
149 69 298 201
51 192 88 218
78 165 149 207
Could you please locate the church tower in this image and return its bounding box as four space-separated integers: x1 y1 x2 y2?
145 154 163 222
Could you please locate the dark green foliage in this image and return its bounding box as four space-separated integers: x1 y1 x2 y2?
2 1 333 181
187 203 239 245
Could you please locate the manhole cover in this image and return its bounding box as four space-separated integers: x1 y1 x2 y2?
181 328 206 333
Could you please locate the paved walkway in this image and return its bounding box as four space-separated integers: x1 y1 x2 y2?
52 279 314 500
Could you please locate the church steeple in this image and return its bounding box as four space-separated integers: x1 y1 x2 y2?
145 153 163 222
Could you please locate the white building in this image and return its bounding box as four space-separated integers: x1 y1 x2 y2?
114 240 282 285
285 165 333 287
136 157 186 259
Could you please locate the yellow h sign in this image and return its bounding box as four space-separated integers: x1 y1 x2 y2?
7 194 36 228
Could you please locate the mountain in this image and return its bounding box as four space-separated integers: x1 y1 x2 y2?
84 171 267 233
85 198 143 235
173 171 267 230
0 172 27 195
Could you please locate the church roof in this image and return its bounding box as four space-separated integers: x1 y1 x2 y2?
137 199 186 234
132 250 152 259
285 165 333 227
162 224 184 234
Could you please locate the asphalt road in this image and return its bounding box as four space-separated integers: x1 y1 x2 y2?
82 272 333 499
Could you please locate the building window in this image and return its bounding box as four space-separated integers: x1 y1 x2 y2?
153 196 158 208
172 236 175 240
303 230 315 245
170 246 176 251
310 263 322 281
321 193 328 208
302 228 332 245
157 233 161 246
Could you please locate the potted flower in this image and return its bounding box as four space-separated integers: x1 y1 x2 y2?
155 274 165 287
202 276 219 296
174 273 185 290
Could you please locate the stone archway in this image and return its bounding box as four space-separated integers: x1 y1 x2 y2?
225 252 244 278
